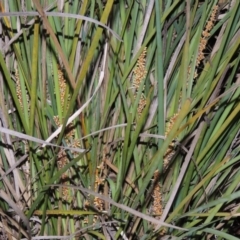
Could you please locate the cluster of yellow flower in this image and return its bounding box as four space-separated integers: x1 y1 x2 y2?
152 170 167 235
132 48 147 115
194 5 218 79
53 115 74 202
164 113 178 169
58 66 67 111
152 170 163 218
83 163 105 224
15 68 29 111
15 69 23 109
53 67 80 202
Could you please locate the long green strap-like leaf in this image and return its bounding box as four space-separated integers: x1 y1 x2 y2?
203 228 239 240
0 52 29 133
196 103 240 165
155 0 165 151
69 0 89 71
199 1 240 110
29 21 39 136
132 98 192 208
32 0 76 89
166 156 230 224
27 150 87 218
56 0 114 166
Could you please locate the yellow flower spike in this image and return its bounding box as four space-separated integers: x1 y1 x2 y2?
132 47 148 116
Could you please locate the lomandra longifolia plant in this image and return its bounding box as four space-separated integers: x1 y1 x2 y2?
0 0 239 239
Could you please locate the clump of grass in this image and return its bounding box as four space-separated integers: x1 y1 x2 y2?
0 1 239 239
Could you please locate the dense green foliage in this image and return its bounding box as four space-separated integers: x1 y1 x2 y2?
0 0 239 239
